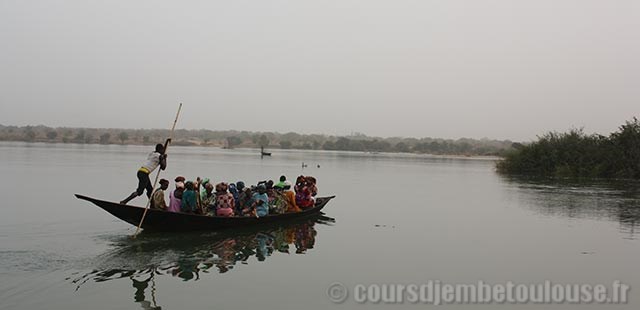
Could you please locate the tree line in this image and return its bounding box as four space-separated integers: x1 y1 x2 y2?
497 118 640 179
0 124 515 156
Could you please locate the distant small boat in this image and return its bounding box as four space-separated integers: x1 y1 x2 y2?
260 146 271 156
75 194 335 232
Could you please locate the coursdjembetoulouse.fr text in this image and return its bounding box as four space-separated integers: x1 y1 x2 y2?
328 281 631 305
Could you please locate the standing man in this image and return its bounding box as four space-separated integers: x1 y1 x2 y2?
121 142 168 205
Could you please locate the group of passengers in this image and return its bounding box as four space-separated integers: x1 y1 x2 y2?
149 175 319 217
119 143 318 217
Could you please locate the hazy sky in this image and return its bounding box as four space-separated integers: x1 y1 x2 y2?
1 0 638 141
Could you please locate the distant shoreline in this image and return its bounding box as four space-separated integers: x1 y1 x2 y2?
0 124 514 157
0 140 504 161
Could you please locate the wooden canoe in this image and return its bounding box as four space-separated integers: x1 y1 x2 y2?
75 194 335 232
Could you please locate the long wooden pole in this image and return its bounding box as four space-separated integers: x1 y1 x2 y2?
132 103 183 238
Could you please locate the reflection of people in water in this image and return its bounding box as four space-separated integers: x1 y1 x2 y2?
73 217 332 310
131 274 162 310
295 222 317 254
206 239 237 273
171 257 200 281
255 233 273 261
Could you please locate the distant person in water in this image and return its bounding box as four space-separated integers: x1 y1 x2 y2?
121 142 168 205
150 179 169 210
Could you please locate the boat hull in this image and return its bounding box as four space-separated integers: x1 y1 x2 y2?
75 194 335 232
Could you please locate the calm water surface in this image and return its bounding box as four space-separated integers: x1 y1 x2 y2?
1 142 639 309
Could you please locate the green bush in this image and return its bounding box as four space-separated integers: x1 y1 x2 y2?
497 118 640 179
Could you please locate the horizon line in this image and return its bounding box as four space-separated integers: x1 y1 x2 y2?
0 123 518 143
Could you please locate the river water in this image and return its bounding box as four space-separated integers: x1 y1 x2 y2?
0 142 638 309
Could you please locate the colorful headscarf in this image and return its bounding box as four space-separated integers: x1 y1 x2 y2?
215 182 229 193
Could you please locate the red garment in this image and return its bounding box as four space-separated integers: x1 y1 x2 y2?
295 186 314 208
216 207 234 217
216 192 235 217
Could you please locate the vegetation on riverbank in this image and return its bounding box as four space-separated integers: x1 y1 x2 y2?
0 124 514 156
497 118 640 179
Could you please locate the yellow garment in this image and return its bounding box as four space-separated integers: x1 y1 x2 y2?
284 227 296 244
284 191 301 213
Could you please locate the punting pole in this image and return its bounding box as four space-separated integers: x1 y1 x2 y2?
132 103 183 238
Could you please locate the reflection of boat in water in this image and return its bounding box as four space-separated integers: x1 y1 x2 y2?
72 215 334 307
75 194 335 232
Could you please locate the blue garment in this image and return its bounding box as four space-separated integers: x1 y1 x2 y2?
181 190 197 212
229 183 239 202
251 192 269 217
255 233 270 261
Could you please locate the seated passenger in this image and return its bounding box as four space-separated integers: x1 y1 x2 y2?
274 175 287 189
198 177 211 202
168 176 185 213
215 182 235 217
271 187 288 214
234 181 245 204
181 181 198 213
294 175 305 192
150 179 169 210
282 181 301 213
229 183 239 203
306 176 318 197
266 180 275 193
200 182 215 214
237 186 252 216
265 180 276 207
250 184 269 217
295 176 315 209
